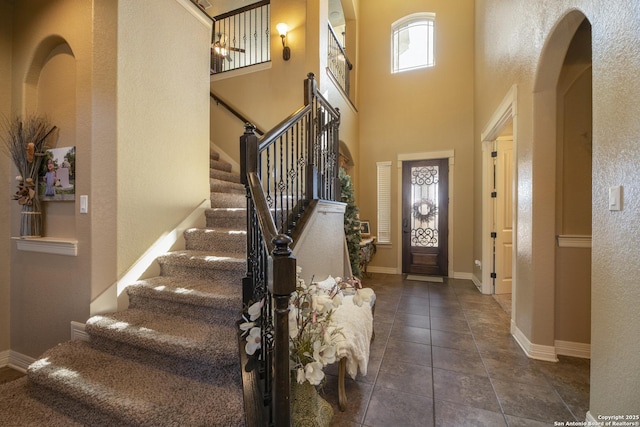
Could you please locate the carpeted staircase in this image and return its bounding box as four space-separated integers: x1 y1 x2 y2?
0 148 248 426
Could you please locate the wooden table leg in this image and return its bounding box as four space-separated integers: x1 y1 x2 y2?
338 358 347 411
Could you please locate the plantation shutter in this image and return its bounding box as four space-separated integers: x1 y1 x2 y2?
377 161 392 243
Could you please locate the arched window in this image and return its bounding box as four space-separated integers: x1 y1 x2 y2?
391 13 435 73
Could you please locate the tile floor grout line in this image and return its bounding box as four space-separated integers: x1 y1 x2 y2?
453 282 512 426
427 282 438 426
359 278 402 426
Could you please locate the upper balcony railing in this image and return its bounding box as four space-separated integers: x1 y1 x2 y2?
327 23 353 100
211 1 271 74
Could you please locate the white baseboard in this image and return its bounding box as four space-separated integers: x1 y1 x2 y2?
0 349 9 366
452 272 473 280
586 411 597 424
555 340 591 359
8 350 36 372
471 274 482 291
71 321 90 342
365 266 399 275
511 320 558 362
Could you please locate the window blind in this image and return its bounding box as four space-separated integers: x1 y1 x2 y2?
377 161 392 243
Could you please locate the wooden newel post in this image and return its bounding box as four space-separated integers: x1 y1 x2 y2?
241 124 258 187
271 234 296 427
241 124 259 306
333 107 341 202
305 73 319 200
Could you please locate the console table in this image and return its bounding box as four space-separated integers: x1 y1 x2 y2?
359 236 376 276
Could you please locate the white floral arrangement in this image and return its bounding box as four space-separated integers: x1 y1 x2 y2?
240 268 374 386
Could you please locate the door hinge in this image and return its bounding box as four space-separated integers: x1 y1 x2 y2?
491 191 497 198
490 272 497 279
491 151 498 158
490 231 497 238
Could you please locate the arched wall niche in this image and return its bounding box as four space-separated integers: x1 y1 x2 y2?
339 139 355 171
24 35 78 237
23 35 75 112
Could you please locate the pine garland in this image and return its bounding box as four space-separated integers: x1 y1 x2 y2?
339 167 362 278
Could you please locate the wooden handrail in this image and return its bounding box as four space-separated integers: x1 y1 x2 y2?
210 92 265 136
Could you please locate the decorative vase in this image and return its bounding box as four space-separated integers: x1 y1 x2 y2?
20 195 43 238
291 380 333 427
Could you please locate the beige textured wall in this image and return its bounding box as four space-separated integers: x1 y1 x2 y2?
293 201 346 284
0 0 13 353
358 0 475 275
474 0 640 416
9 0 94 357
4 0 211 358
116 0 212 274
555 59 591 345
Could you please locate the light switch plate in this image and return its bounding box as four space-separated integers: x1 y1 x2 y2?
609 186 622 211
80 195 88 214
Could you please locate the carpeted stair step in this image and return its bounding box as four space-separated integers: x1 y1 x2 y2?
185 227 246 253
156 250 246 282
28 340 244 427
210 167 242 184
210 158 232 172
210 177 246 194
210 149 220 161
126 276 241 324
205 207 246 229
211 191 246 209
85 308 238 367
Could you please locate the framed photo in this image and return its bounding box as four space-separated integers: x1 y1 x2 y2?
39 146 76 201
359 220 371 237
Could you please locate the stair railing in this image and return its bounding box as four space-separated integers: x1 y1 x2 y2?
328 23 353 99
210 91 266 136
241 72 340 426
212 1 271 74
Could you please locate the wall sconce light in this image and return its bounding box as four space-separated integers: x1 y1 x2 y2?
276 23 291 61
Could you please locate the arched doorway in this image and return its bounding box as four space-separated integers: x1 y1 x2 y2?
529 10 592 360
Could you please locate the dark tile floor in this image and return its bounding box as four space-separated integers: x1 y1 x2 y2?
320 274 590 427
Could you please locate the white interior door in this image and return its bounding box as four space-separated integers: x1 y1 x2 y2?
494 138 513 294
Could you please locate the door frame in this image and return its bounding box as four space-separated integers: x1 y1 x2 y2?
481 86 518 308
397 150 455 278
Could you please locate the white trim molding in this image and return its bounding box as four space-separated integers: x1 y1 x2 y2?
176 0 213 27
71 321 90 342
366 266 400 275
8 351 36 372
12 237 78 256
555 340 591 359
0 349 9 367
471 274 482 291
557 235 592 248
511 321 559 362
453 272 473 280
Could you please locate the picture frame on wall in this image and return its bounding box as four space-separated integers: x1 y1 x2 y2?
39 146 76 201
360 220 371 237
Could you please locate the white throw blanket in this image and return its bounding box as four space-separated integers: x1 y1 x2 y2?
331 293 374 379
